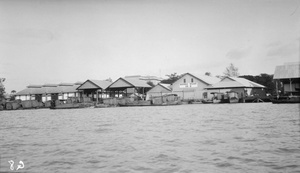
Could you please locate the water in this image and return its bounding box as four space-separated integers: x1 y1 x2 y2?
1 103 300 173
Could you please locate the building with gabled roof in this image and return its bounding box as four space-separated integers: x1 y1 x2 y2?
207 76 266 89
205 76 266 102
171 73 220 101
124 75 163 85
15 82 82 102
146 83 172 100
76 79 112 102
107 77 152 98
273 62 300 95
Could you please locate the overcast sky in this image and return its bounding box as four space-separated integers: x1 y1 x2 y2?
0 0 299 92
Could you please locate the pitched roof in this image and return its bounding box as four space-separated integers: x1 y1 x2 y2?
206 76 266 89
58 84 80 93
108 77 151 89
16 88 42 95
159 83 172 91
16 82 82 95
174 73 220 85
196 75 220 85
124 78 152 88
273 63 300 79
90 80 112 89
147 83 171 94
125 75 164 81
76 79 112 90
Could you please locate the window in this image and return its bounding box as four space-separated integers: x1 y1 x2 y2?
183 79 186 83
191 78 194 82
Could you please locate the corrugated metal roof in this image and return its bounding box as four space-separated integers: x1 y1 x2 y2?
123 78 152 88
90 80 112 90
159 83 172 90
125 75 164 81
27 85 43 88
16 88 41 95
229 77 265 88
57 85 79 93
175 73 220 85
273 63 300 79
108 77 151 89
206 76 266 89
42 84 58 87
16 82 81 95
197 75 220 85
77 80 112 90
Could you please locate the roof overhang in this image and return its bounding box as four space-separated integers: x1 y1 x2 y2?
205 86 265 90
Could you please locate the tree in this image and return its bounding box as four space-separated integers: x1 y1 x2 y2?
239 73 276 95
105 78 112 82
161 73 181 84
205 72 211 76
10 90 16 101
223 63 239 77
0 78 6 101
146 81 155 87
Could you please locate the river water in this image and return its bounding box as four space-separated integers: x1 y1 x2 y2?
0 103 300 173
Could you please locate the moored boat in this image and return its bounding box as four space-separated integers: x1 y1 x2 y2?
271 96 300 104
118 100 152 107
50 103 84 109
227 91 239 103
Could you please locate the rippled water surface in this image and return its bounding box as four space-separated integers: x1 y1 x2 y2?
1 103 300 173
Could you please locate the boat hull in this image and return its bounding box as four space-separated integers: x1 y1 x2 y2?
119 100 181 107
50 103 84 109
271 96 300 104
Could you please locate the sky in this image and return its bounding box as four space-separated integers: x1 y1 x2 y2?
0 0 299 93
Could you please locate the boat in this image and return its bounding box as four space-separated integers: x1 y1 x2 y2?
202 92 224 104
50 103 85 109
118 94 182 107
94 104 110 108
118 100 152 107
201 99 221 104
201 100 213 104
202 91 239 104
271 96 300 104
227 91 239 103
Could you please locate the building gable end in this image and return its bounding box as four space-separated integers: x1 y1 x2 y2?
109 78 133 88
77 80 100 90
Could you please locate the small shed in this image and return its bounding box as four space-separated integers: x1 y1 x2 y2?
146 83 172 100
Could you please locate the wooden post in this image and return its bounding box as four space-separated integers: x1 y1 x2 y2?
289 78 293 95
96 90 99 104
276 80 278 96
